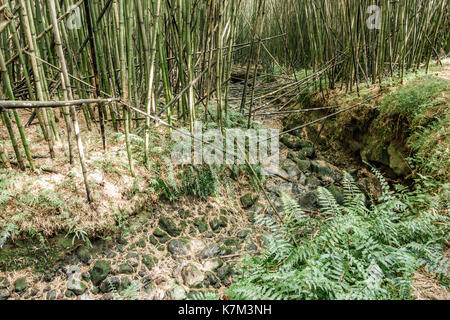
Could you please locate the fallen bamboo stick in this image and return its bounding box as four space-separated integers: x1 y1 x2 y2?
0 98 119 110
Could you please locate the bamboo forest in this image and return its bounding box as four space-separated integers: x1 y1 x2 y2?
0 0 449 303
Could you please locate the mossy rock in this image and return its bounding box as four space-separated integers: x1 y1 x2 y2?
209 219 221 233
90 260 111 286
240 193 257 209
194 218 208 233
137 237 147 248
298 192 319 211
57 237 73 249
361 134 390 167
14 277 28 293
75 246 93 264
158 217 182 237
119 263 134 274
281 135 312 150
327 184 345 205
142 255 156 271
388 143 410 176
296 160 311 171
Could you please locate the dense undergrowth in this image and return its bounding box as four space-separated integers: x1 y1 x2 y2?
192 168 448 300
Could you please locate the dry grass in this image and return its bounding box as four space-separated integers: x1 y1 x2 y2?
0 108 172 239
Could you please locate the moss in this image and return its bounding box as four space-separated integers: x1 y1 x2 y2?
57 236 73 249
0 243 64 273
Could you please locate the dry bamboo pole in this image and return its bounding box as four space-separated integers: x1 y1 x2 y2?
117 0 135 177
47 0 92 203
19 0 55 159
144 0 162 166
247 0 266 129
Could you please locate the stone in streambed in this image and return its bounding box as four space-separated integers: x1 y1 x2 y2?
240 193 257 209
14 277 28 293
168 239 190 256
90 260 111 286
159 217 182 237
298 192 319 211
181 264 205 288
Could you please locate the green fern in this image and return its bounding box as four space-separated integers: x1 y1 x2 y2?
225 171 449 300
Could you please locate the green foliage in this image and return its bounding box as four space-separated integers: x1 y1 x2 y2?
379 77 448 121
150 165 221 202
180 165 221 200
377 77 449 180
65 223 93 249
223 172 448 300
107 278 140 300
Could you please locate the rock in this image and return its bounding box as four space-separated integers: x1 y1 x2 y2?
237 230 249 239
0 277 9 289
14 277 28 293
298 192 319 211
388 143 410 176
305 176 321 189
167 285 187 300
67 265 81 279
159 217 182 237
0 288 10 300
357 170 382 200
188 239 207 254
143 283 157 297
29 288 39 297
90 260 111 286
126 252 139 260
194 218 208 233
206 272 219 286
224 238 237 247
119 263 134 274
280 183 293 194
296 160 311 172
219 216 228 228
217 265 233 281
81 273 90 282
298 147 315 159
107 252 117 259
75 246 92 265
361 136 390 168
168 239 189 256
246 242 258 251
311 160 342 183
67 271 87 295
100 277 120 293
203 259 221 272
252 203 265 216
65 290 76 298
197 244 220 260
209 219 221 232
281 160 301 179
46 290 57 300
281 135 312 150
91 287 100 295
292 183 306 196
137 237 147 248
79 293 92 300
327 184 345 205
181 264 205 287
142 255 156 271
240 193 257 209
